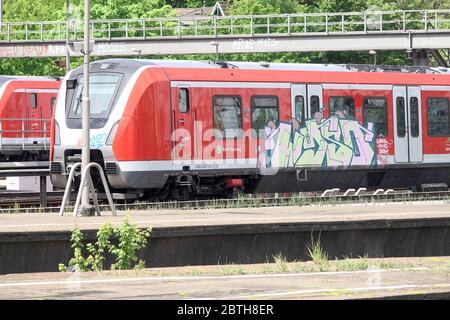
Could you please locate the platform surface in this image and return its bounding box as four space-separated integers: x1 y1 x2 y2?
0 201 449 233
0 257 449 300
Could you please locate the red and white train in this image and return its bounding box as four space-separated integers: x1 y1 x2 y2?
0 76 61 161
50 59 450 199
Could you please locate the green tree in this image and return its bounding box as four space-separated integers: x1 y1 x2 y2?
3 0 65 22
69 0 175 19
229 0 300 15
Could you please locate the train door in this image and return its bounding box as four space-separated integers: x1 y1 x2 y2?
393 86 423 163
25 90 42 145
291 84 306 122
291 84 323 121
307 84 323 119
172 85 194 167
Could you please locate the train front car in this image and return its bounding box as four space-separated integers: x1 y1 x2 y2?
50 59 173 198
0 76 60 161
51 59 450 200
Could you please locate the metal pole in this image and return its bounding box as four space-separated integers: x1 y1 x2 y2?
0 0 3 26
65 0 70 71
81 0 91 213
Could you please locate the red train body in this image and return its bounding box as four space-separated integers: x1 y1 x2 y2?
50 59 450 198
0 76 60 161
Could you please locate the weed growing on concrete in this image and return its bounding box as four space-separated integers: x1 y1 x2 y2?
293 263 314 273
273 253 289 272
306 237 328 266
377 260 396 269
86 223 113 271
262 264 274 273
59 215 151 272
219 264 245 276
335 256 369 271
58 225 90 272
110 215 152 270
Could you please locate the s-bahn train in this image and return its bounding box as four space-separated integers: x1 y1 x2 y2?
0 76 61 161
50 59 450 199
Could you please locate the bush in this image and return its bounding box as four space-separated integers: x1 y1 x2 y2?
59 214 152 272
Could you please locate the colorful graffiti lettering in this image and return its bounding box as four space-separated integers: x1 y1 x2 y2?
264 113 377 168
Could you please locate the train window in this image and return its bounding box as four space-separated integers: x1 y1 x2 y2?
251 96 279 138
396 97 406 138
363 97 388 137
310 95 320 117
410 97 419 138
70 73 122 118
294 95 305 123
213 96 242 139
427 97 449 136
329 96 354 118
31 93 38 109
179 88 189 113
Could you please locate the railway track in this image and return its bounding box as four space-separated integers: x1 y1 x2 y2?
0 191 63 208
0 189 449 214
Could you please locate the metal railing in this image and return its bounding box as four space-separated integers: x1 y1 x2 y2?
0 9 450 43
0 118 51 150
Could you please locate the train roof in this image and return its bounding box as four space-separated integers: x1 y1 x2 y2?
0 75 60 88
0 75 60 81
92 58 353 72
77 58 450 87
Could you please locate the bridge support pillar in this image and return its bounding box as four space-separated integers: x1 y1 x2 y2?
408 49 430 66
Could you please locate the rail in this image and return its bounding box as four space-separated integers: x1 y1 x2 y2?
0 189 449 214
0 9 450 43
0 118 51 151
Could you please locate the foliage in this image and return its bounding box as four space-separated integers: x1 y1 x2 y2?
3 0 66 22
58 225 90 272
109 216 152 270
229 0 301 15
306 237 328 265
85 222 113 271
272 253 289 272
59 215 152 272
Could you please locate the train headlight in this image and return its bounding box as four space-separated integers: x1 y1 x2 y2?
106 121 119 146
54 120 61 145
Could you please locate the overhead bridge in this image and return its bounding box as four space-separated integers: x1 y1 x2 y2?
0 9 450 58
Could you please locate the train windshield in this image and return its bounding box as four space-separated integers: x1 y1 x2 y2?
69 73 121 118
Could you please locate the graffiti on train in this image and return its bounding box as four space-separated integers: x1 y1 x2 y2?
263 112 377 168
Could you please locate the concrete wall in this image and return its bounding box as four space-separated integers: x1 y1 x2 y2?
1 218 449 274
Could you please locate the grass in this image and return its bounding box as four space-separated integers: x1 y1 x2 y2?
262 264 274 273
292 263 314 273
306 238 328 265
335 256 370 271
2 189 450 214
218 263 245 276
272 253 289 272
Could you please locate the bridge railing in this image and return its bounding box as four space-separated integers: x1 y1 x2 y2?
0 9 450 42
